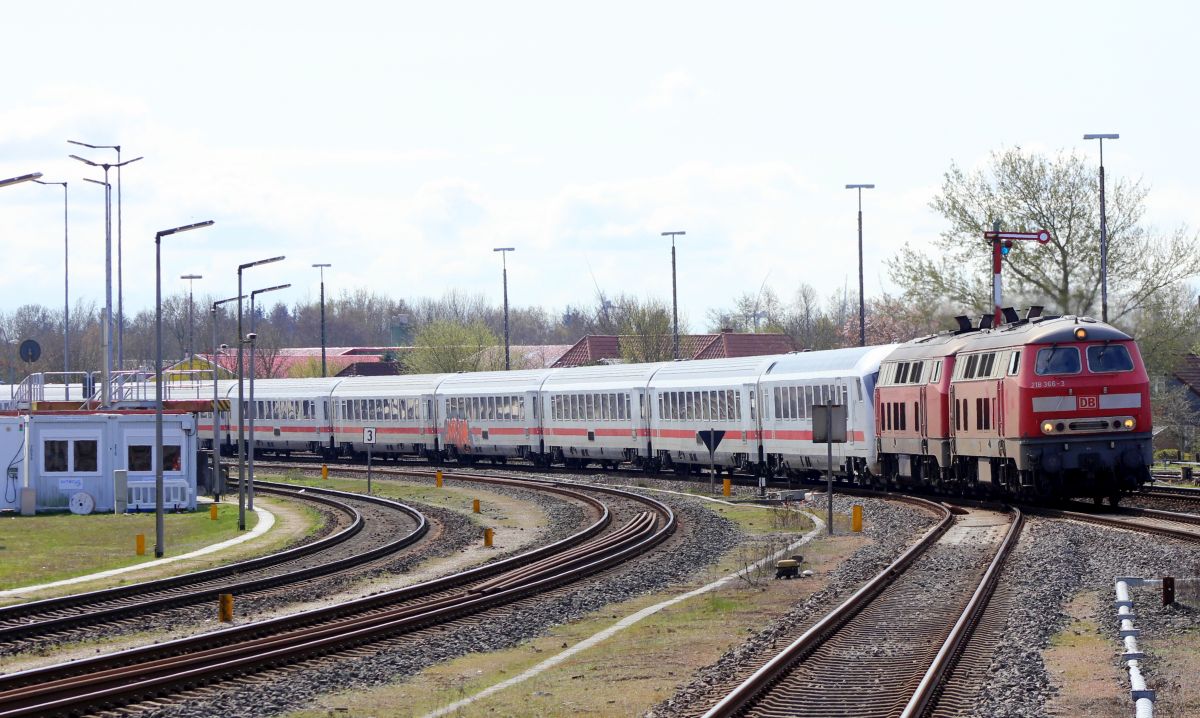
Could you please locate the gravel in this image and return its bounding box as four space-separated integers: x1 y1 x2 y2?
971 517 1200 717
148 484 747 718
648 492 938 717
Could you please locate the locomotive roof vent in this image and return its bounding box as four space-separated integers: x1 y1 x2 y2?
1001 307 1020 324
954 315 975 334
978 314 994 330
1026 305 1044 320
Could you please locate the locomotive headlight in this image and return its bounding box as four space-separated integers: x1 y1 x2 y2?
1123 418 1136 429
1042 421 1055 433
1074 327 1087 340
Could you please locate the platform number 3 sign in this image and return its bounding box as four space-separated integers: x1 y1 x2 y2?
363 427 377 445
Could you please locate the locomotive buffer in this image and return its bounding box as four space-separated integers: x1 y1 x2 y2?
812 404 847 536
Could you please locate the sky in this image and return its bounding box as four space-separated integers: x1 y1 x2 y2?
2 1 1198 331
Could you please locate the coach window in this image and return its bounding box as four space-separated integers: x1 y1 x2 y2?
1087 344 1134 373
1008 351 1021 376
1035 347 1081 375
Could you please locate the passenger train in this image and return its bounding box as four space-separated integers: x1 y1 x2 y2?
200 312 1153 502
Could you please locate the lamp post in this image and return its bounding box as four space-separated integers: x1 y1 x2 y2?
70 140 134 369
1083 134 1119 322
0 172 42 188
211 297 243 501
845 184 875 346
661 231 686 360
155 220 214 558
312 263 331 377
181 274 203 365
33 179 69 397
247 282 290 511
237 255 285 531
492 248 515 369
72 153 142 404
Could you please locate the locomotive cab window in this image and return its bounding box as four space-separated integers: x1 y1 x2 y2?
1087 344 1134 373
1035 347 1081 375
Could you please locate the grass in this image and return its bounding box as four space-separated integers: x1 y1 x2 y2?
1043 591 1127 718
0 505 257 591
288 497 867 717
262 470 532 530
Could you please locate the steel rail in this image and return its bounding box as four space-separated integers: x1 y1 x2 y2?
0 480 673 717
701 496 954 718
1025 505 1200 543
0 482 427 643
900 507 1025 717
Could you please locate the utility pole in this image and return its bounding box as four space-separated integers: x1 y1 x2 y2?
492 248 515 369
661 231 686 359
845 184 874 346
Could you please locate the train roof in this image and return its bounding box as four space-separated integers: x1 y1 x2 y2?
648 355 778 388
236 377 341 399
956 315 1132 352
436 368 555 394
764 345 899 379
332 374 450 397
883 332 979 362
541 362 667 391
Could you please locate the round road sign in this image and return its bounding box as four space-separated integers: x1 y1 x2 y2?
18 339 41 363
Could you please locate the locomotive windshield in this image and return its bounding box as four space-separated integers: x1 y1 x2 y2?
1086 344 1134 373
1034 346 1081 375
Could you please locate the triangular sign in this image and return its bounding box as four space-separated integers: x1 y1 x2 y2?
697 430 726 452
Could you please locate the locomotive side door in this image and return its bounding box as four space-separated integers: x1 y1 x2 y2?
919 385 928 438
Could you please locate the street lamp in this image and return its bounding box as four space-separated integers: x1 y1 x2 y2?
181 274 203 365
661 231 686 360
72 153 142 403
0 172 42 188
247 282 290 511
33 179 69 397
155 220 214 559
845 184 875 347
492 248 515 369
211 297 243 501
237 255 285 531
1084 134 1119 322
70 140 135 368
312 263 331 377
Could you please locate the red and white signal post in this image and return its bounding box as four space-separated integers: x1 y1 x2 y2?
984 227 1051 324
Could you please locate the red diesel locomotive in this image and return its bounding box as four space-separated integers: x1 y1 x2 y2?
875 310 1152 503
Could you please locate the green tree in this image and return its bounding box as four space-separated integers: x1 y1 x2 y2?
890 147 1200 321
615 297 677 363
406 320 502 373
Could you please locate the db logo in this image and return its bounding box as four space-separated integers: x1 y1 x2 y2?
1079 396 1098 410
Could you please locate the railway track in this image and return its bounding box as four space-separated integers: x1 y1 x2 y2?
700 500 1022 718
0 472 675 717
1029 501 1200 542
0 480 427 652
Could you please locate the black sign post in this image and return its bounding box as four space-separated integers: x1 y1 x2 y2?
812 404 847 535
697 429 725 494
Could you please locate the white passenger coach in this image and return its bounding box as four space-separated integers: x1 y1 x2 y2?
201 345 892 480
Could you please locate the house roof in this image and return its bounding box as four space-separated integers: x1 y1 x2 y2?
1174 354 1200 397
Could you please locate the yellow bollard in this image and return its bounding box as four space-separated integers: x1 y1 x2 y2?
135 534 146 556
851 505 863 533
722 478 732 497
210 504 219 521
473 498 480 513
321 464 329 480
218 593 234 622
436 469 443 488
484 527 494 547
